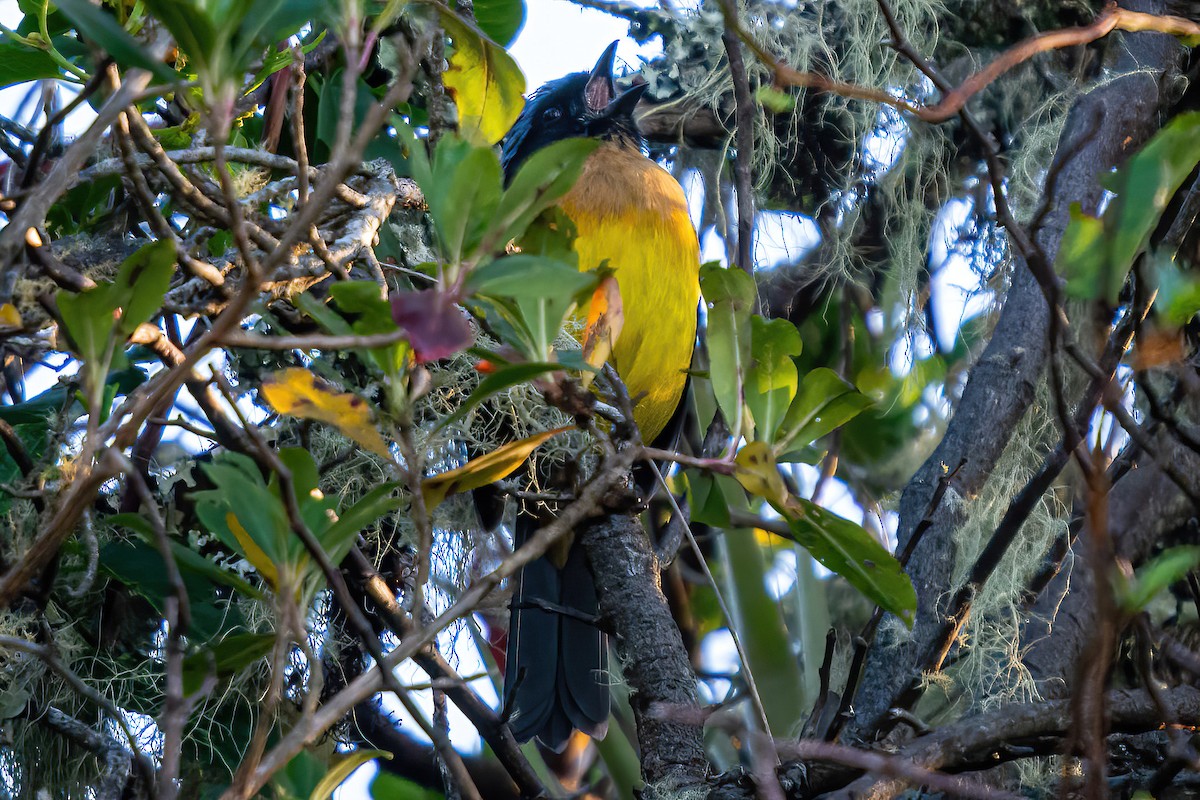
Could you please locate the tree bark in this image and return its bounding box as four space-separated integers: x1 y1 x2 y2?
847 0 1186 742
1022 425 1200 692
579 512 709 791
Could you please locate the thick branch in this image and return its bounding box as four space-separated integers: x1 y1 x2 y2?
1022 424 1200 692
829 686 1200 798
847 1 1184 742
579 512 708 790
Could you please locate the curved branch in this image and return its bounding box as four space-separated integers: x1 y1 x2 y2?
729 3 1200 124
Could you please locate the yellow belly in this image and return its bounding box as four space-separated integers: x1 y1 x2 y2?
560 144 700 442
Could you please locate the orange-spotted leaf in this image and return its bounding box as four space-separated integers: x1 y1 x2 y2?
260 368 391 459
225 512 280 590
579 274 624 388
733 440 788 507
422 425 572 511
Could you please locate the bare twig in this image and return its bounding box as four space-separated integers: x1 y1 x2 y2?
717 0 756 275
781 739 1021 800
0 66 155 299
827 686 1200 798
235 442 642 797
115 451 190 800
736 3 1200 124
345 549 547 798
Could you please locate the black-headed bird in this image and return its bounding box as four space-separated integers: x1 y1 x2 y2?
498 43 701 750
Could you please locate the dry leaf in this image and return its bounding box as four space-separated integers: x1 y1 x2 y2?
260 368 391 459
579 274 623 388
0 304 22 331
422 425 573 511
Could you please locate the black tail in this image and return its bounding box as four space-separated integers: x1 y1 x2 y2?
504 516 609 751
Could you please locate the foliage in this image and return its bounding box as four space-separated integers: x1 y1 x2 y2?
1 0 1199 798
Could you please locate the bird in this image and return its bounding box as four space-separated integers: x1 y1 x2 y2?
497 42 701 750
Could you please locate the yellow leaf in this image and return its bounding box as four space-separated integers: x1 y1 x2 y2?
260 368 391 459
422 425 572 511
579 274 624 389
734 440 788 507
440 10 526 145
0 304 21 331
226 512 279 589
307 750 392 800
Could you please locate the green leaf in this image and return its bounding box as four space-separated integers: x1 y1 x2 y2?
1120 546 1200 612
0 42 63 88
1060 111 1200 304
470 255 597 359
700 263 756 437
775 368 872 455
138 0 216 79
745 316 802 442
683 469 732 528
1153 255 1200 326
413 135 503 266
591 723 642 800
779 498 915 627
438 9 526 146
370 771 445 800
719 529 807 734
108 512 263 600
318 482 403 567
755 85 795 113
249 29 326 90
469 255 593 298
181 632 275 696
56 238 175 375
56 287 115 366
111 238 176 335
470 0 525 46
53 0 176 81
313 68 380 157
496 138 600 243
295 291 355 336
273 749 328 800
194 452 291 581
0 367 143 425
98 538 245 642
277 446 336 545
1059 206 1109 300
0 421 49 515
329 282 411 376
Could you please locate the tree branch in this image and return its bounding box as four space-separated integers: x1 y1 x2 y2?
579 512 708 790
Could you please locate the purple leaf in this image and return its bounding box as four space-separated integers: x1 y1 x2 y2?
390 289 474 363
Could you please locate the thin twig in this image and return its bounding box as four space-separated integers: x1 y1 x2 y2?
236 442 642 797
114 451 190 800
650 462 778 750
781 739 1022 800
739 3 1200 124
718 0 756 275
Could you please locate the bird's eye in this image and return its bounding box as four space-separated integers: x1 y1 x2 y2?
543 107 563 121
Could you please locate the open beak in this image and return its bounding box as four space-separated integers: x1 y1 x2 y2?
584 41 620 113
599 82 649 121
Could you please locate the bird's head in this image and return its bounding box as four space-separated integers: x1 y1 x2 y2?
501 41 649 179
